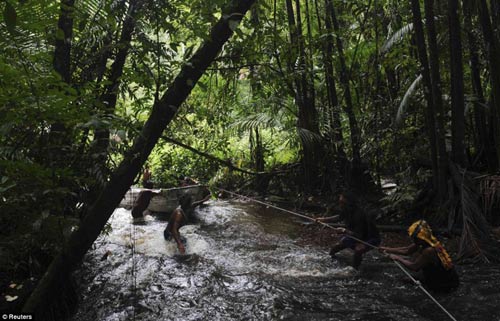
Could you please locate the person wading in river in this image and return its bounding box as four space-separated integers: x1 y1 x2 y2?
315 191 381 269
131 189 161 218
164 193 210 254
379 220 459 292
131 165 158 218
142 165 153 188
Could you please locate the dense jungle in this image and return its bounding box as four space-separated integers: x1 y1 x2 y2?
1 0 500 320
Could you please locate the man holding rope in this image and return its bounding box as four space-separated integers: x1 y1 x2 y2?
316 191 381 269
379 220 460 292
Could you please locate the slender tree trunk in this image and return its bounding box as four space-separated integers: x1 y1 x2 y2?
448 0 467 166
285 0 319 190
329 0 362 167
22 0 256 316
423 0 448 199
410 0 440 196
322 0 346 165
92 0 142 170
304 0 316 109
53 0 75 83
373 0 383 187
463 0 493 168
318 0 346 191
48 0 75 161
249 7 265 175
424 0 448 199
491 0 500 38
478 0 500 170
248 7 267 195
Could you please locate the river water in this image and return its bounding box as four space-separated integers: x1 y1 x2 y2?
71 200 500 321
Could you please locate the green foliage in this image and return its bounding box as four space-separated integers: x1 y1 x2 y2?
0 0 497 281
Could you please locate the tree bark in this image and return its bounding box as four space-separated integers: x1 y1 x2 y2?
163 136 258 175
92 0 142 177
22 0 256 316
329 1 362 167
448 0 467 166
463 0 492 168
478 0 500 170
410 0 439 197
48 0 76 166
322 0 346 170
285 0 320 190
53 0 75 83
423 0 448 199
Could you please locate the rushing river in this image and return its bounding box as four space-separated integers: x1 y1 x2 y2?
71 200 500 321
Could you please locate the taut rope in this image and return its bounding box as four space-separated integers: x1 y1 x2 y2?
217 188 458 321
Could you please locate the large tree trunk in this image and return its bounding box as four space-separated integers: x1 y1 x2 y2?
410 0 439 197
448 0 467 166
22 0 256 316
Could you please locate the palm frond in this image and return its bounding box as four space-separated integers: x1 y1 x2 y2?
229 113 282 132
396 74 422 126
297 127 323 146
449 164 499 263
0 0 59 53
381 23 413 54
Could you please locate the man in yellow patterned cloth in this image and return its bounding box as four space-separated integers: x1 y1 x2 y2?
379 220 459 292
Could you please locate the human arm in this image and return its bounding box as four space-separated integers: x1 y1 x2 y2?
379 243 418 255
192 193 211 208
387 247 433 271
315 214 341 223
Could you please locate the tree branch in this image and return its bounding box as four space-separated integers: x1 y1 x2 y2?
162 136 258 175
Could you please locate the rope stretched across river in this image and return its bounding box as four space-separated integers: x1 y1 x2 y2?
217 188 458 321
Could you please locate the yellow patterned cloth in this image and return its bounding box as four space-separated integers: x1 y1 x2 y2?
408 220 454 270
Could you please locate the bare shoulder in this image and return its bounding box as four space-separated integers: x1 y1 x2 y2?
170 208 184 221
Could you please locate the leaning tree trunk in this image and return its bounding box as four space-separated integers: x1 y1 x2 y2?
448 0 467 166
410 0 440 198
22 0 256 316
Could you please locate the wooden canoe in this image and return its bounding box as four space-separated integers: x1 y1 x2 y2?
119 185 208 213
